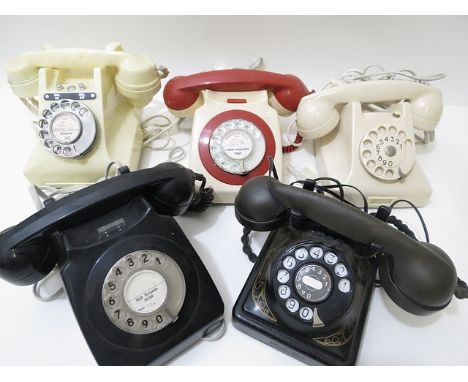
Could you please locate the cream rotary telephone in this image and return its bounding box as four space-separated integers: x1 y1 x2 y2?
163 69 309 203
4 42 168 187
296 79 443 207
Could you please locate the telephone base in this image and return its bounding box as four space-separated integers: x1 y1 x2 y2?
58 197 224 365
233 224 376 365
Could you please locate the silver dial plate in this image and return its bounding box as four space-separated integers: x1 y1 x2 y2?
209 118 266 174
37 99 97 158
102 250 186 335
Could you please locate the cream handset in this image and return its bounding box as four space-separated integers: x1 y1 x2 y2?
296 79 443 207
4 42 168 187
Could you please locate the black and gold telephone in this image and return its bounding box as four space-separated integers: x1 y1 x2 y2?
232 173 468 365
0 163 224 365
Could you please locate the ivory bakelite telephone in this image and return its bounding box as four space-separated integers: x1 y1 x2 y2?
163 69 309 203
233 175 468 365
4 42 168 188
296 80 443 207
0 163 224 366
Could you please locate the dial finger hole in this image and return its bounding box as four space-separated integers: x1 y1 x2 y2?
60 100 70 109
378 126 387 135
405 138 413 148
367 160 376 170
38 130 49 139
375 167 384 177
398 131 407 140
363 150 372 159
385 169 394 178
71 102 80 111
39 119 48 129
52 145 62 155
62 147 72 156
50 102 60 112
363 139 372 148
388 126 397 135
369 131 378 139
44 139 53 148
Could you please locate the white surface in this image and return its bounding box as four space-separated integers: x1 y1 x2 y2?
0 16 467 366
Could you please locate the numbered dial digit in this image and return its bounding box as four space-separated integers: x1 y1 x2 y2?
36 99 97 158
277 269 290 283
209 119 266 174
102 250 186 335
294 264 332 303
294 247 308 261
359 125 415 180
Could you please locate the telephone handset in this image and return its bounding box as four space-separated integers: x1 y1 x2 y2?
163 69 309 203
233 176 466 365
0 163 224 365
4 42 168 187
296 80 444 207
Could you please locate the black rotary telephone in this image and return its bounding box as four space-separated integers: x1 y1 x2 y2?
232 174 468 365
0 162 224 366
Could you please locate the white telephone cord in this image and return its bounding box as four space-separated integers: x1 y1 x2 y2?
30 161 124 302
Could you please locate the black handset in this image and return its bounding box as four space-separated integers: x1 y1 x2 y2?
233 175 467 365
235 175 459 315
0 162 224 365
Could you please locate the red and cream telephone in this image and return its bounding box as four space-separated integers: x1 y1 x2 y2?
163 69 309 203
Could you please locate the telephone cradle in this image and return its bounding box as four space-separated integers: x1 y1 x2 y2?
0 163 224 365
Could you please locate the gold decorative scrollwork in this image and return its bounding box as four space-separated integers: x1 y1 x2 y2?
252 275 277 322
312 323 355 347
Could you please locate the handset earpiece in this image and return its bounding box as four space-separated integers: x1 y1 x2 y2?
234 176 288 231
411 90 443 131
145 162 197 216
236 177 460 315
296 97 340 139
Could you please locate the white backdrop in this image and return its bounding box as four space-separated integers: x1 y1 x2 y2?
0 16 467 366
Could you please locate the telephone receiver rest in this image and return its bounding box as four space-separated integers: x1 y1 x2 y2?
296 80 443 139
234 176 458 315
4 43 165 105
0 163 198 286
163 69 309 118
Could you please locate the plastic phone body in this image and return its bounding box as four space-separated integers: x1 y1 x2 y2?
296 81 443 207
0 164 224 365
163 69 309 203
4 43 167 188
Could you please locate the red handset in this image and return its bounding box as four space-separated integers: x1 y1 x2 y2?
163 69 309 113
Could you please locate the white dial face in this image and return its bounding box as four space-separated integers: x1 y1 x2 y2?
359 125 415 180
50 112 82 144
124 270 167 314
209 119 266 175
